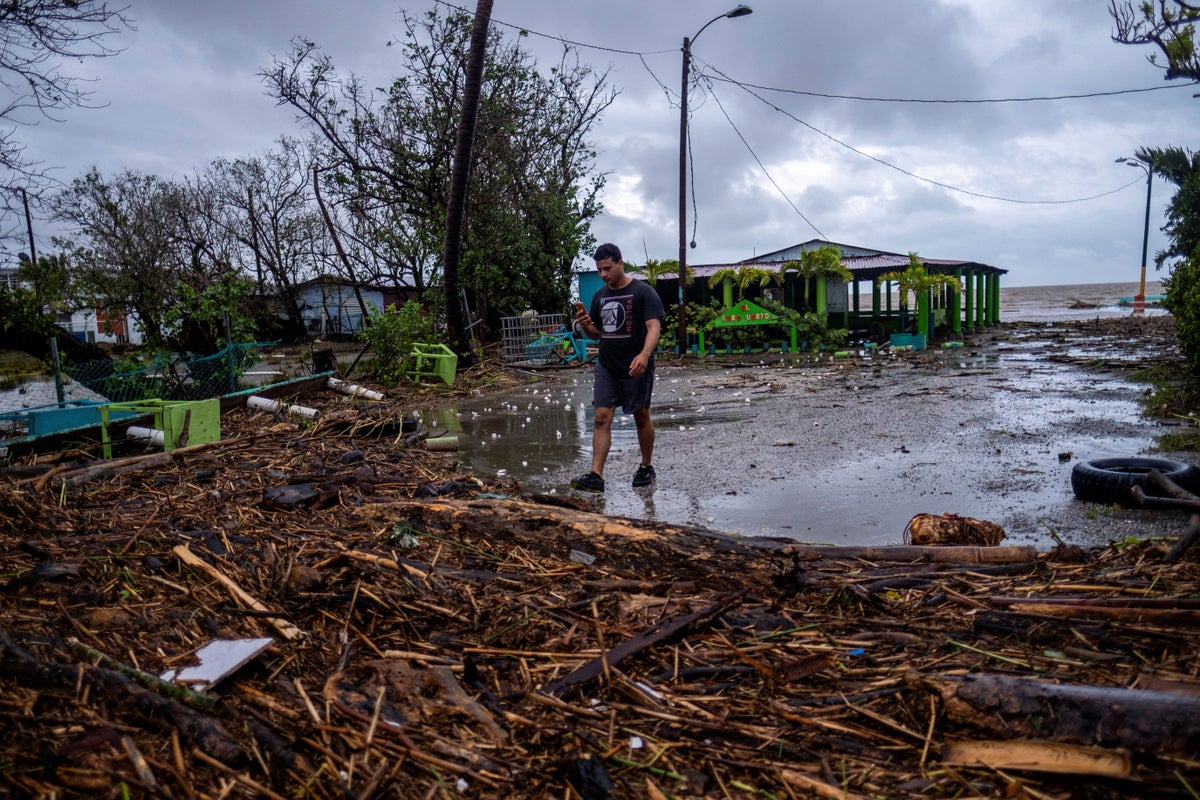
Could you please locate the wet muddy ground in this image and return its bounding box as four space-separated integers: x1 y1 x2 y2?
416 317 1189 550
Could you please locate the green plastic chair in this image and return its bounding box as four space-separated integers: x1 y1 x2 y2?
408 343 458 385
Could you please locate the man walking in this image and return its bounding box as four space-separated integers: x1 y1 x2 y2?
571 243 664 493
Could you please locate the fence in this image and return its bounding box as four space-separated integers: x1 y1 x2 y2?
498 314 568 366
65 342 271 404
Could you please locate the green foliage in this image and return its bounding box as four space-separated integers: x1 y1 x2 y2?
785 246 851 311
877 252 961 303
263 8 614 338
17 253 73 313
359 301 436 387
687 296 847 352
626 258 683 287
1111 1 1200 81
0 284 54 340
163 275 257 352
1165 246 1200 374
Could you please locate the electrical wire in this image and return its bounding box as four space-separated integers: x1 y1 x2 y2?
697 58 1148 206
702 72 1200 104
433 0 1164 207
704 76 826 239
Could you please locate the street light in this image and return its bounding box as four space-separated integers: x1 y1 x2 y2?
678 4 753 351
1116 156 1152 316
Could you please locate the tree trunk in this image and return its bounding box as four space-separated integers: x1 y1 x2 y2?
442 0 493 363
910 670 1200 756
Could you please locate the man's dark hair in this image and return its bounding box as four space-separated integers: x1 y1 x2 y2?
593 242 622 263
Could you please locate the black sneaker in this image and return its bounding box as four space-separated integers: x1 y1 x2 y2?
571 471 605 493
632 464 656 487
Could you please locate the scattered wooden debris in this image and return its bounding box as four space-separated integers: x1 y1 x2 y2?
0 358 1197 797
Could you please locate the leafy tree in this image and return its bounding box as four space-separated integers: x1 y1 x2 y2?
1138 146 1200 270
1141 146 1200 371
51 168 262 352
51 169 183 348
877 253 961 337
203 139 330 339
1110 1 1200 81
1167 246 1200 373
261 8 615 338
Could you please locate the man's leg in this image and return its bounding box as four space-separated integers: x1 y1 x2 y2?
591 406 615 476
633 405 654 467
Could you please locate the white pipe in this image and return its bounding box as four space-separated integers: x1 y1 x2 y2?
127 426 166 447
286 404 320 420
247 395 283 413
326 377 385 401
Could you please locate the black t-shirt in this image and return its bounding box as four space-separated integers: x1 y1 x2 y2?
588 279 665 375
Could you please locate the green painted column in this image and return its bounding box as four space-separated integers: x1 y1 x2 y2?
975 272 985 327
872 280 881 317
917 289 930 335
722 278 733 308
989 274 1000 322
951 269 963 333
816 275 827 316
964 271 974 330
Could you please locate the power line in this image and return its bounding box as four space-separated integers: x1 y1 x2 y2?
435 0 1194 105
702 72 1200 104
698 58 1148 206
703 76 825 239
434 1 1162 207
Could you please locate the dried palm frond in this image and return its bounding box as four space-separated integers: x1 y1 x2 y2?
904 512 1005 546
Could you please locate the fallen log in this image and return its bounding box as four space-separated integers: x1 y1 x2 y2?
356 498 1037 564
909 670 1200 756
0 629 245 765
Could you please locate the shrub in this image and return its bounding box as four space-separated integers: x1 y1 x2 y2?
358 301 436 387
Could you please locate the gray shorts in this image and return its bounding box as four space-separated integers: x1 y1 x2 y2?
593 361 655 414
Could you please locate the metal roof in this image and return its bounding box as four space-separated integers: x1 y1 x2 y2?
684 254 1005 282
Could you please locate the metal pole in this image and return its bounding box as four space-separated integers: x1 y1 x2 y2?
678 36 690 353
49 336 65 405
20 188 35 264
1136 168 1152 314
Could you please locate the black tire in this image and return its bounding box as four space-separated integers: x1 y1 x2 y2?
1070 457 1200 505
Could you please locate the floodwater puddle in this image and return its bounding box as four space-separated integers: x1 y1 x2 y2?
416 342 1169 549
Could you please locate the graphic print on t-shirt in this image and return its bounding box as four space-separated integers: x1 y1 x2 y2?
600 294 631 338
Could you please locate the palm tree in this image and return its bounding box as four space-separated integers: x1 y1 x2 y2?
1136 145 1200 269
709 265 781 307
877 253 961 337
626 258 684 287
785 246 852 314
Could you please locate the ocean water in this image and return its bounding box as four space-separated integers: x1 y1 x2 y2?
999 280 1166 322
858 280 1166 324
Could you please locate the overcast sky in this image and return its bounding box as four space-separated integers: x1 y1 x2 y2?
21 0 1200 287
